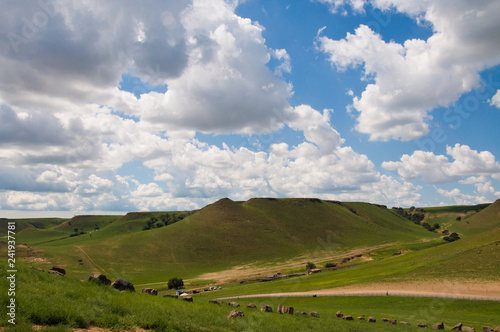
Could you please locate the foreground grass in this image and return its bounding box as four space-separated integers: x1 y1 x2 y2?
1 261 499 332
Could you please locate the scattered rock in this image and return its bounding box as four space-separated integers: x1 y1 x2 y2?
261 305 273 312
357 316 365 320
452 323 463 331
111 278 135 292
401 322 411 325
247 303 256 308
368 317 376 323
50 266 66 276
277 304 294 315
495 326 500 332
227 310 244 318
432 322 444 330
462 327 475 332
182 296 193 302
388 319 397 324
308 311 320 318
88 273 111 285
417 323 428 328
382 318 389 322
343 315 354 320
336 311 343 318
48 270 64 276
164 294 178 299
228 302 240 307
141 288 158 295
483 328 494 332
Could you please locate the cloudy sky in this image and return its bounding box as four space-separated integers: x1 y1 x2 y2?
1 0 500 217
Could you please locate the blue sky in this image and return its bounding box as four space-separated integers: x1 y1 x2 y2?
1 0 500 217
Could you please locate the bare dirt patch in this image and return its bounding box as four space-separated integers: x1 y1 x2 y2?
262 280 500 298
190 243 396 284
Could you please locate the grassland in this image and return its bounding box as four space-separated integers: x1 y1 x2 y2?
1 261 498 332
8 198 441 283
1 198 498 331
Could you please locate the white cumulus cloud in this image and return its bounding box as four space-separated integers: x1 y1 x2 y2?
317 0 500 141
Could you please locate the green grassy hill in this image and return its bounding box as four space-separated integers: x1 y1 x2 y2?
210 199 500 296
4 260 498 332
12 198 439 284
0 217 66 236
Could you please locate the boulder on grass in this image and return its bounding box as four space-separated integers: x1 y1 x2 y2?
48 270 64 276
417 323 428 328
483 328 494 332
227 310 244 318
452 323 463 331
182 296 193 302
357 316 365 320
368 317 376 323
336 311 343 318
228 302 240 307
88 273 111 285
277 304 294 315
308 311 320 318
388 319 397 324
401 322 411 325
142 288 158 295
111 278 135 292
50 266 66 276
432 322 444 330
495 326 500 332
343 315 354 321
462 327 475 332
261 305 273 312
247 303 256 308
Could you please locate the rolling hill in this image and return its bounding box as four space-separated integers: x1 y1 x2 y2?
10 197 441 283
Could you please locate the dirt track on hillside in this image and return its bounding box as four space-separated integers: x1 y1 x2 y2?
216 281 500 301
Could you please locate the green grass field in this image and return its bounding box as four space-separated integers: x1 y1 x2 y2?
8 198 444 283
1 261 498 331
1 198 499 331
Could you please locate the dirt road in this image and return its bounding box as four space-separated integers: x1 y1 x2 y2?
215 282 500 301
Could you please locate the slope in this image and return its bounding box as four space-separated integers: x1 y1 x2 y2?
18 197 440 283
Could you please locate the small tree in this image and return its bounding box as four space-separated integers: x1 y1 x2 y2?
306 262 316 270
168 277 184 290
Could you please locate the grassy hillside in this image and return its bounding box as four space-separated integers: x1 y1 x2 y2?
206 200 500 296
1 261 498 332
12 198 439 283
0 218 66 236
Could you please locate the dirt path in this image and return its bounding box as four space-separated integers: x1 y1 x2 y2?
193 243 398 284
215 281 500 301
74 245 108 275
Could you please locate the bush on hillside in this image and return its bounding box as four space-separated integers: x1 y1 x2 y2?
324 262 336 268
306 262 316 270
168 277 184 290
443 232 460 242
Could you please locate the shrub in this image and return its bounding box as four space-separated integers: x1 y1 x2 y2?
168 277 184 290
306 262 316 270
443 232 460 242
324 262 336 268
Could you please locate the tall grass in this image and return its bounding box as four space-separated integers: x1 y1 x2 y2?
5 261 498 331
